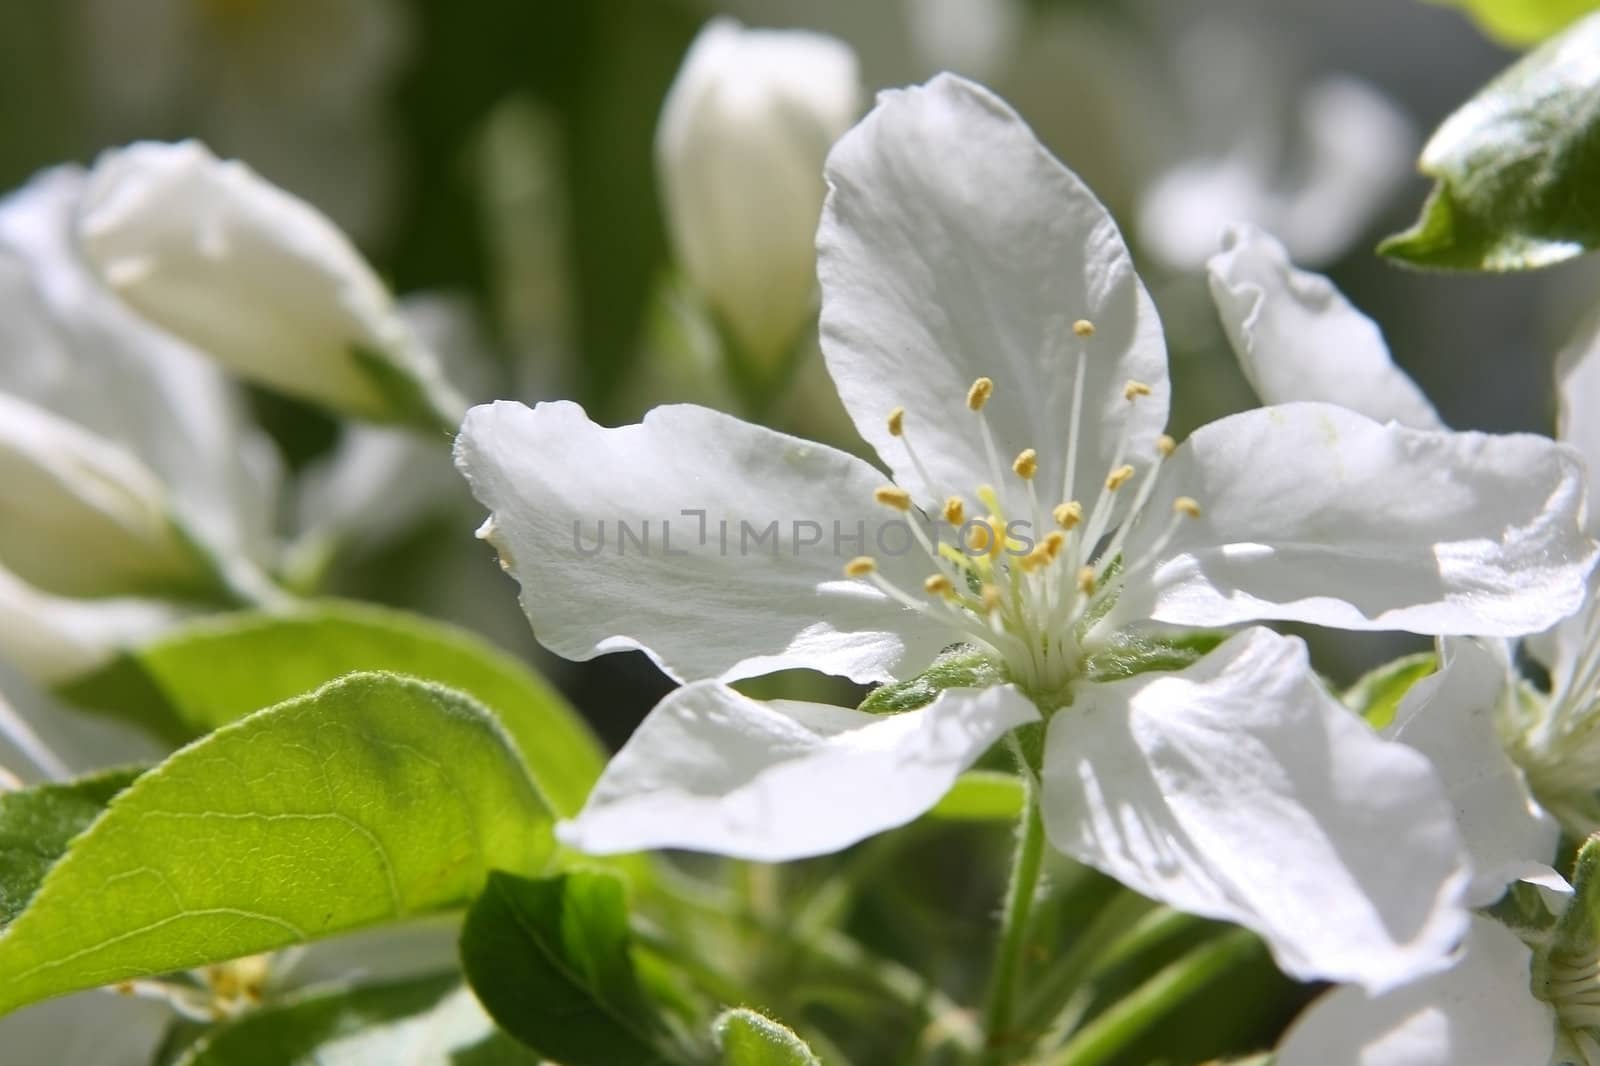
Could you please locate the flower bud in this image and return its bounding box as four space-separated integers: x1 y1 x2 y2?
75 141 464 430
0 393 220 600
657 18 860 368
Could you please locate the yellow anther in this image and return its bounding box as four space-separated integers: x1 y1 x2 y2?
887 406 905 437
1044 531 1066 558
874 486 913 512
924 574 954 597
1156 434 1176 457
1105 464 1136 491
1053 501 1083 529
1173 496 1202 519
1020 545 1053 573
967 377 994 411
1073 319 1095 338
1123 380 1153 401
943 495 965 525
1077 566 1097 595
1012 448 1038 480
845 556 877 578
981 584 1003 612
984 516 1005 560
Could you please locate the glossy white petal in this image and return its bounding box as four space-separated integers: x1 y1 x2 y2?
0 394 218 600
1276 917 1554 1066
659 18 860 366
1207 224 1443 429
76 141 461 426
558 681 1038 861
1389 638 1558 906
0 165 280 568
1040 627 1470 992
1556 301 1600 524
818 74 1168 514
1117 402 1595 637
455 400 951 684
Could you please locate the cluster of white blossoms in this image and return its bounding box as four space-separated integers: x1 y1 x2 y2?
456 66 1600 1035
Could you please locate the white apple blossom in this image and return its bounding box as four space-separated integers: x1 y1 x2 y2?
456 75 1596 993
657 18 860 369
76 141 463 429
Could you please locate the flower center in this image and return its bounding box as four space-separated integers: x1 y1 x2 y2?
842 318 1201 707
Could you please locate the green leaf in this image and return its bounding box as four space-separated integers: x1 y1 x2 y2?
0 673 550 1015
713 1007 821 1066
1380 12 1600 270
1342 651 1437 730
927 770 1025 822
0 767 143 928
460 870 680 1066
59 600 605 819
1427 0 1600 46
169 973 541 1066
858 646 1005 715
348 343 464 436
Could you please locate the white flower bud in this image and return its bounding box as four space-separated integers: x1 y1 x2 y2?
657 19 860 368
75 141 464 429
0 393 219 600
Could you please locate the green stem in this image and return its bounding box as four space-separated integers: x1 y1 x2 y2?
1042 928 1261 1066
980 773 1047 1062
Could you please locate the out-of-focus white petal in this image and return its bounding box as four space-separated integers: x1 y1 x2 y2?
1116 402 1595 638
76 141 461 427
454 400 951 685
818 73 1169 516
1207 224 1443 429
1040 627 1470 992
1555 301 1600 529
0 566 184 687
1276 918 1555 1066
558 680 1038 861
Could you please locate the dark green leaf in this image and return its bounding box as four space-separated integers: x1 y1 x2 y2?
0 767 142 928
1381 12 1600 270
459 870 679 1066
0 673 550 1015
714 1007 820 1066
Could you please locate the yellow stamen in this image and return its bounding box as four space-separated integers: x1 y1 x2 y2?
1123 380 1152 401
967 377 994 411
1012 448 1038 480
874 486 913 511
1073 319 1095 338
1077 566 1097 595
924 574 954 597
1020 545 1053 573
887 406 905 437
1105 464 1136 491
984 516 1005 560
981 584 1002 612
1173 496 1202 519
1053 501 1083 529
943 496 966 525
845 556 876 578
1044 530 1066 558
1156 434 1176 457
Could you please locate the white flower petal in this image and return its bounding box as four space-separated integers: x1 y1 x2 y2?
0 165 280 568
76 141 462 427
1040 627 1470 992
1276 917 1554 1066
454 400 952 684
1556 301 1600 521
0 989 170 1066
1118 402 1595 637
817 73 1168 512
1388 638 1558 906
558 680 1038 861
1207 224 1443 429
0 565 184 686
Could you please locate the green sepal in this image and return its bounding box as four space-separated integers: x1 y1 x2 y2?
1342 651 1438 730
1082 630 1228 685
713 1007 821 1065
858 645 1005 715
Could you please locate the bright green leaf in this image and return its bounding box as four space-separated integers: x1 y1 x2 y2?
1427 0 1600 46
1381 12 1600 270
927 770 1024 822
0 767 142 928
1342 651 1437 730
169 973 540 1066
714 1007 821 1066
0 673 550 1015
459 870 681 1066
59 600 605 818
